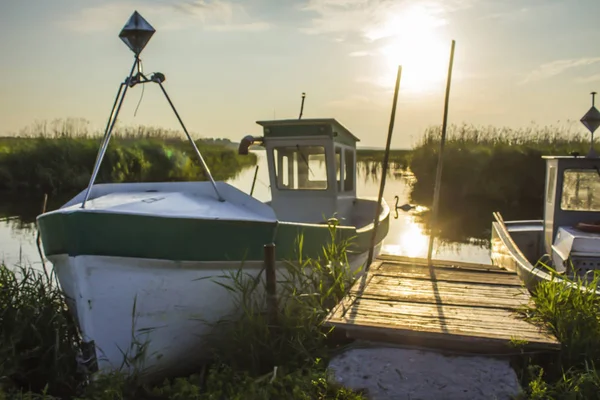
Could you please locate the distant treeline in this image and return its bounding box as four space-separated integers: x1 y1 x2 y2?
356 148 411 177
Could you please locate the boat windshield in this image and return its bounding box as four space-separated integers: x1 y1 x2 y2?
561 168 600 212
273 145 328 190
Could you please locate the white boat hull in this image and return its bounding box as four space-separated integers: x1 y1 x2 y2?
49 243 381 379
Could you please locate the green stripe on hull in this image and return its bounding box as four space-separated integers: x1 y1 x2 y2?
39 211 389 262
39 213 276 262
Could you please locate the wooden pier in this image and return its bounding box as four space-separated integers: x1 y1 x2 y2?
325 254 559 354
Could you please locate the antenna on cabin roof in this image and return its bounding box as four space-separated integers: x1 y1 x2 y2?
299 92 306 119
580 91 600 158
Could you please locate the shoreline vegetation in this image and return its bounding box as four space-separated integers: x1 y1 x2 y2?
0 119 594 243
1 119 599 398
2 236 599 398
1 223 366 399
0 119 257 196
356 122 593 244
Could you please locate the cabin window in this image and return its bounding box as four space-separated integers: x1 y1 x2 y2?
547 166 556 204
335 147 342 191
561 169 600 211
344 149 355 191
281 154 289 187
273 145 328 190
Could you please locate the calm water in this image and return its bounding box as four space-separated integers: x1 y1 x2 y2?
0 151 491 268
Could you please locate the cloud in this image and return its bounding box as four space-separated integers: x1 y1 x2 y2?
349 50 372 57
173 0 235 21
575 74 600 84
172 0 270 31
521 57 600 84
299 0 382 37
60 1 270 34
60 3 140 33
298 0 472 40
480 0 564 23
481 7 529 21
326 94 374 109
325 93 392 109
205 21 270 32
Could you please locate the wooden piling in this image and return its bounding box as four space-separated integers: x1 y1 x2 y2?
427 39 456 266
264 243 278 325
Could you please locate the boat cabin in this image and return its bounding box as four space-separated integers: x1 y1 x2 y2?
543 155 600 273
239 118 359 224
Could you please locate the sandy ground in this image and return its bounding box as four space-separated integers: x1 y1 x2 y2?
328 346 521 400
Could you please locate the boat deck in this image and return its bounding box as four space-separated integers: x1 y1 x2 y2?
325 254 559 354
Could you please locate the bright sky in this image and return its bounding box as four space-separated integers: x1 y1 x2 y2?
1 0 599 148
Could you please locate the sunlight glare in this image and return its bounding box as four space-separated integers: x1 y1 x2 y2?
370 5 449 93
383 218 428 258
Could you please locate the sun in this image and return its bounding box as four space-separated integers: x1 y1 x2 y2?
371 6 450 93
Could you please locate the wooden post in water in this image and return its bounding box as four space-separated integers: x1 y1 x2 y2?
427 40 456 266
366 65 403 270
264 243 278 325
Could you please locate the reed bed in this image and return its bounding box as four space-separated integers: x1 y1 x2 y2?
406 122 591 242
0 221 365 399
0 119 256 195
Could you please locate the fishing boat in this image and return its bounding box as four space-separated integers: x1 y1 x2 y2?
490 93 600 292
36 12 389 379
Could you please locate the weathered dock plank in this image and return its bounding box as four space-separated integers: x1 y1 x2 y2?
325 256 559 354
376 254 511 273
367 265 522 286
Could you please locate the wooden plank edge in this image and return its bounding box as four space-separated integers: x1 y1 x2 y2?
353 293 531 312
368 272 525 287
376 260 515 276
366 260 384 271
376 254 511 273
324 321 560 355
325 267 378 322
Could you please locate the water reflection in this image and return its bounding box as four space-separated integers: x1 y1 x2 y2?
384 216 428 258
0 151 494 267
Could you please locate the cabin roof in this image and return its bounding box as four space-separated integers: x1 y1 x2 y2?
256 118 360 145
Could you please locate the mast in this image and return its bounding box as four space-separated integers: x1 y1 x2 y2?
81 11 224 208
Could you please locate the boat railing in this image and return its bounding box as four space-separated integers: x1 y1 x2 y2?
492 211 541 273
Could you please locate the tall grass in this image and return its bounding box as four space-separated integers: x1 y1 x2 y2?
0 265 83 397
516 263 600 399
0 119 256 195
408 123 591 241
0 220 365 399
206 220 359 374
